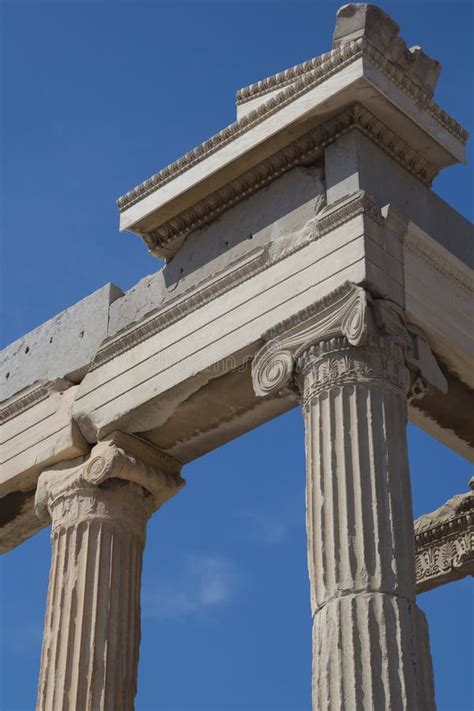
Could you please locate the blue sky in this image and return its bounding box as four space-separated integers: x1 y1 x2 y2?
0 1 473 710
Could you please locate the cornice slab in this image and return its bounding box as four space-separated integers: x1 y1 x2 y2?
117 39 366 213
237 4 441 106
145 105 434 258
117 32 466 260
119 37 465 213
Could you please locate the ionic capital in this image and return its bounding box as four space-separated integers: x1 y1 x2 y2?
251 282 447 400
252 283 368 397
35 431 185 536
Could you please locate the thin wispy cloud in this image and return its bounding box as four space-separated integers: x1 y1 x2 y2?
237 510 295 545
142 554 241 620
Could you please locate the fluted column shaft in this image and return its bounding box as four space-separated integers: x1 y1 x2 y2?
298 335 434 710
35 436 184 711
37 482 146 711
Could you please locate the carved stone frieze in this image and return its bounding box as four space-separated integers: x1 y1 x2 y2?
415 479 474 593
236 45 356 106
118 36 466 213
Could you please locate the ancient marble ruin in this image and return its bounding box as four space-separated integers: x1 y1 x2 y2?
1 4 473 709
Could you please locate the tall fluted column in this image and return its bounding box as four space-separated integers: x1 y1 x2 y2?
252 283 438 711
299 334 425 710
35 432 184 711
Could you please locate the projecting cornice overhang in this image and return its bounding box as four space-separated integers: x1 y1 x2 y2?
117 7 467 261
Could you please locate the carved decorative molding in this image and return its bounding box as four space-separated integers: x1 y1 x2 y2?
0 384 50 425
118 38 465 213
298 336 410 407
350 105 438 184
317 189 384 237
236 47 346 105
365 39 465 139
145 104 434 257
236 38 465 140
415 480 474 593
145 145 322 255
0 379 75 425
117 40 365 212
236 34 438 105
92 192 384 372
91 247 267 371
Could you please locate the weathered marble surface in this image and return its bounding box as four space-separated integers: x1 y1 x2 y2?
252 282 439 709
0 284 122 403
0 5 473 708
35 432 184 711
1 3 473 557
